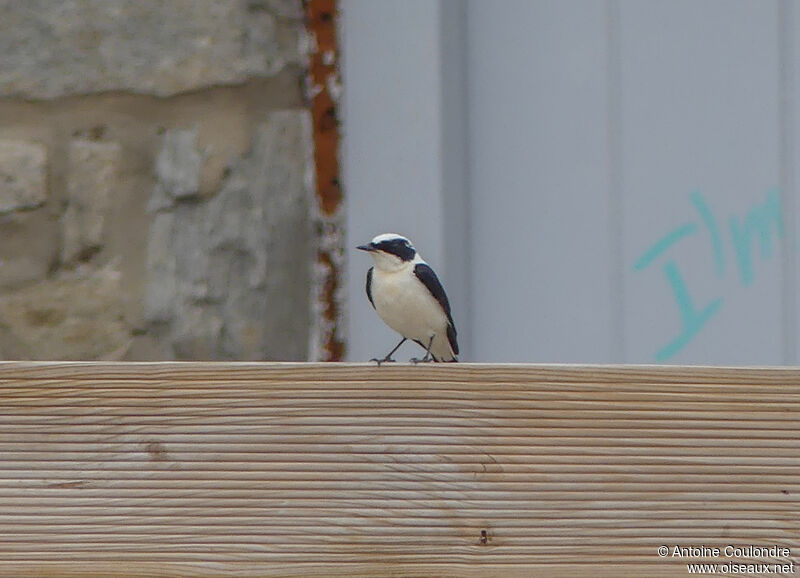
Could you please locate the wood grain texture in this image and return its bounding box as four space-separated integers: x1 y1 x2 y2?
0 362 797 576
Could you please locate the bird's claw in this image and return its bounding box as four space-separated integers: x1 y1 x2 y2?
410 355 432 364
370 357 396 366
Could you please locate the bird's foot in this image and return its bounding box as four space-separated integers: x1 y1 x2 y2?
370 356 397 367
410 355 433 364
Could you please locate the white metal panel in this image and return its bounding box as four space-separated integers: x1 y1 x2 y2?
466 0 613 362
439 0 471 360
789 0 800 364
620 0 784 364
342 0 451 362
343 0 791 365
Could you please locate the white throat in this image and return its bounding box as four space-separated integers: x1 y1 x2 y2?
371 251 423 273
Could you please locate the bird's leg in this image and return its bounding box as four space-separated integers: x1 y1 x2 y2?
422 335 435 361
411 336 436 364
371 337 406 366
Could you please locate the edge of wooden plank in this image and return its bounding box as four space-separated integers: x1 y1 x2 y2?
1 361 800 383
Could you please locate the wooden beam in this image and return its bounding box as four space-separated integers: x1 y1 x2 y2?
0 362 796 576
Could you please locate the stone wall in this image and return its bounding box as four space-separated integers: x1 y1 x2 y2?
0 0 315 361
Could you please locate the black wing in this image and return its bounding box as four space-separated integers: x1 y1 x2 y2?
366 267 375 308
414 263 459 355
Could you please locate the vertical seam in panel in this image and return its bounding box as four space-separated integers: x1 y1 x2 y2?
607 0 625 362
779 0 796 364
440 0 472 360
461 1 473 362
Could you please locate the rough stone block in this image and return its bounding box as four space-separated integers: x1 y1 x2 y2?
145 110 312 360
0 210 59 289
260 0 305 20
0 140 47 215
0 264 131 360
143 211 177 323
149 128 203 212
0 0 304 99
62 139 121 263
0 257 48 289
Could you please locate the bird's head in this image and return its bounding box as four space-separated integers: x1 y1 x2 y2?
357 233 418 271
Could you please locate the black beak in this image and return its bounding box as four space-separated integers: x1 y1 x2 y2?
356 243 376 252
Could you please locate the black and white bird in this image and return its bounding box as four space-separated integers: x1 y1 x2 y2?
357 233 458 363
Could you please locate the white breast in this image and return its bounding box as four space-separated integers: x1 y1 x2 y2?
371 265 455 361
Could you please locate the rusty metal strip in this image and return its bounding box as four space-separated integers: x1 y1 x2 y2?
305 0 345 361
